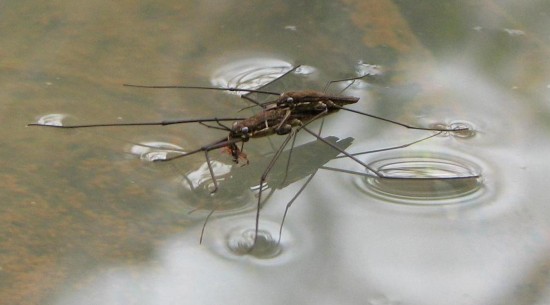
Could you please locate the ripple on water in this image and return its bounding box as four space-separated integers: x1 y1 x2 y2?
204 216 306 265
210 58 293 91
176 161 256 215
431 121 477 139
226 228 282 258
209 57 315 94
355 153 484 205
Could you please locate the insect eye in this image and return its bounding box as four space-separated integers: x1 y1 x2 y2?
241 126 249 134
286 97 294 103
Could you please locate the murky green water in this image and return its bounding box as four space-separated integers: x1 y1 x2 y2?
2 1 550 304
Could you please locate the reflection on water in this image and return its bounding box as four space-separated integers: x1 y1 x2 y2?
35 113 67 127
129 141 186 161
180 160 232 191
4 0 550 305
437 121 477 139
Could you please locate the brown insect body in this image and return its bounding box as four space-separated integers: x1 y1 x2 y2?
223 90 359 163
230 90 359 140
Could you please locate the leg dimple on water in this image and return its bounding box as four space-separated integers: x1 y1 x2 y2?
227 228 282 258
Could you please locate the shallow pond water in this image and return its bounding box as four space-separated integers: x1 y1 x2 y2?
2 1 550 305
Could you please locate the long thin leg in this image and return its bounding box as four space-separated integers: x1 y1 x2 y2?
177 137 245 192
273 118 328 244
199 208 216 244
238 65 303 111
275 131 471 244
41 121 245 188
277 171 317 245
199 118 232 131
123 84 282 96
280 130 299 186
270 115 329 241
246 108 326 248
319 165 480 180
322 76 470 133
274 118 350 245
315 131 480 180
203 149 219 193
240 95 265 108
323 74 378 93
27 117 246 129
318 133 444 176
334 105 467 132
243 65 301 96
253 130 296 248
335 132 443 158
159 137 242 162
123 66 300 111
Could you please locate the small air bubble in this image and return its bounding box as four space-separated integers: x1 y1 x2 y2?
284 25 297 31
503 28 525 36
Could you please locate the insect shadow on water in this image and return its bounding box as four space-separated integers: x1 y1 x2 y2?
28 65 480 253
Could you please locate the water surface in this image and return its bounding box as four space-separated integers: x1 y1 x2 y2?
2 1 550 305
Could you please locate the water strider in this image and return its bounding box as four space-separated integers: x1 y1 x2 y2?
28 65 480 251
